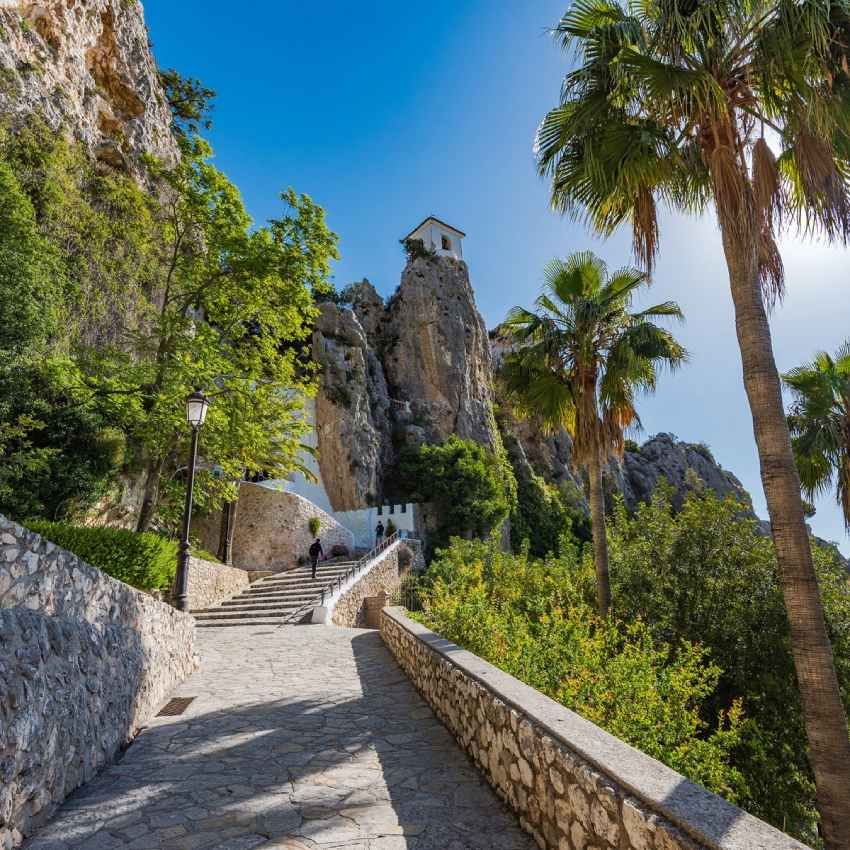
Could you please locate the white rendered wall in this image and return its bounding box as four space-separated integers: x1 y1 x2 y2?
408 221 463 260
264 398 416 549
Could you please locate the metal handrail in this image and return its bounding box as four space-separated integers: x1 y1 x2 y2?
283 531 402 624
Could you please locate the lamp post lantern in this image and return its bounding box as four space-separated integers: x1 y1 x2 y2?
175 390 209 612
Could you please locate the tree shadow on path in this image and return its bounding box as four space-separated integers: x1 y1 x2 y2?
24 626 533 850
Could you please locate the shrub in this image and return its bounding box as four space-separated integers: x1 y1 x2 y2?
385 518 397 536
308 516 321 537
606 487 850 841
330 543 350 558
25 519 176 592
418 536 746 801
398 435 515 553
0 361 122 521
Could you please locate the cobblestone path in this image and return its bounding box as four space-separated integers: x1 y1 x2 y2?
25 625 535 850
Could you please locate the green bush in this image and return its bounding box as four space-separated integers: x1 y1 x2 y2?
606 487 850 842
25 519 177 592
418 536 746 802
308 516 321 537
399 435 515 553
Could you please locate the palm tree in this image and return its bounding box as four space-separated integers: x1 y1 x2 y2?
785 342 850 531
500 251 686 617
535 1 850 841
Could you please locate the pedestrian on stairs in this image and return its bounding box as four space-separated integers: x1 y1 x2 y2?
309 538 324 580
375 520 385 548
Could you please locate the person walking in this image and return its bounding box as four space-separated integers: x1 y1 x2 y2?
375 520 385 548
308 538 324 580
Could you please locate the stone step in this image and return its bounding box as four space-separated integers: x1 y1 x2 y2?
252 569 354 586
193 600 309 614
194 609 299 621
195 618 302 628
243 588 331 599
222 599 316 609
222 592 318 603
244 581 349 595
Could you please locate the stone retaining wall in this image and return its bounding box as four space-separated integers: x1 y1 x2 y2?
0 515 196 848
185 556 250 611
380 607 809 850
325 542 403 628
194 483 355 572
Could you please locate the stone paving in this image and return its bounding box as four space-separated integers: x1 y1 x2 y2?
24 624 535 850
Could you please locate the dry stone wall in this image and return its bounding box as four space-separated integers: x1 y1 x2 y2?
329 543 403 628
185 556 250 611
0 515 196 848
380 607 810 850
194 483 355 572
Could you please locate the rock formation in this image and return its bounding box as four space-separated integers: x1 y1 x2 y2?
312 252 753 518
313 302 388 511
313 255 499 509
381 256 497 450
0 0 177 171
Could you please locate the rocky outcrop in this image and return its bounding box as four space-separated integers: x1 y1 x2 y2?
313 302 389 510
381 256 497 449
313 250 751 518
0 0 177 171
500 409 749 515
312 256 499 509
615 433 750 510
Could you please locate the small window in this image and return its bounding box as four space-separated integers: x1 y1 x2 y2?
377 506 383 516
389 504 395 515
441 234 452 251
401 503 407 514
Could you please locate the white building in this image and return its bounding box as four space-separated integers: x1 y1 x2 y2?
402 216 465 260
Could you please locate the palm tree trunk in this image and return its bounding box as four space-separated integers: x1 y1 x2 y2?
587 461 612 617
720 225 850 849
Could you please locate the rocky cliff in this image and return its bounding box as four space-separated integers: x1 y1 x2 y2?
0 0 176 171
314 255 751 518
313 257 500 510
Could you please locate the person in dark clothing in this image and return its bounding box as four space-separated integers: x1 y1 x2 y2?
375 521 385 547
308 538 324 579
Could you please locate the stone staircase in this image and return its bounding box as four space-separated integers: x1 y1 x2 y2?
192 560 357 627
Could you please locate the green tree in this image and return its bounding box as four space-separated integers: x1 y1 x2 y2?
500 251 685 616
0 361 122 521
83 136 338 531
0 158 61 356
399 435 515 552
419 536 746 801
536 3 850 835
785 342 850 531
606 487 850 842
159 68 216 137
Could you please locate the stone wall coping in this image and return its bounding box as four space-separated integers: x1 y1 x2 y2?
382 606 809 850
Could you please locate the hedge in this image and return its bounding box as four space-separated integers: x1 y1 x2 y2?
25 520 178 592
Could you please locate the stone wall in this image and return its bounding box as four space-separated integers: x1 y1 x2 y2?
380 607 809 850
327 543 404 628
194 483 355 572
185 556 250 611
0 515 196 848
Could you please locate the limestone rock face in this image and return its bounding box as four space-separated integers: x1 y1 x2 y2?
381 256 497 449
616 433 750 510
313 302 387 511
342 278 386 343
0 0 177 171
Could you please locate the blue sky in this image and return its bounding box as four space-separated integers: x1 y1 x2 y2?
144 0 849 553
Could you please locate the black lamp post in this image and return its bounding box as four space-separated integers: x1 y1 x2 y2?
175 390 209 612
